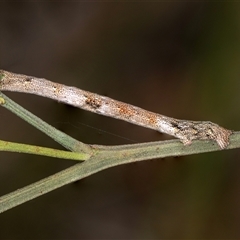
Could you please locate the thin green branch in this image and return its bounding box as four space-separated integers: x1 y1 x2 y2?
0 82 239 213
1 131 239 213
0 140 89 161
0 92 92 154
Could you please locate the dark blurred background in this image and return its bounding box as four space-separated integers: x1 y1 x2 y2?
0 2 240 239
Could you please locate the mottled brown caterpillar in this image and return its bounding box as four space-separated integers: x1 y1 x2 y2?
0 70 232 149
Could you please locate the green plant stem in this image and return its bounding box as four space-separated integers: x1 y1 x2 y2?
0 140 89 161
1 131 239 213
0 90 239 213
0 92 92 154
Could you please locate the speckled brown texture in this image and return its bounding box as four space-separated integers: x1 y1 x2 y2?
0 70 232 149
